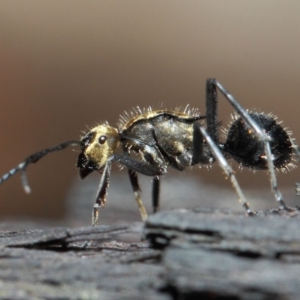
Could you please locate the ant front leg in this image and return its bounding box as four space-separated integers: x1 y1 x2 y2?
93 162 111 226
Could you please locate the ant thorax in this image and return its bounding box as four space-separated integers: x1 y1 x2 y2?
119 109 205 170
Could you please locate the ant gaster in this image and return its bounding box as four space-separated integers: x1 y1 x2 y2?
0 79 298 225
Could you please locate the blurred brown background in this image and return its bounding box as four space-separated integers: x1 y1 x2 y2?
0 1 300 223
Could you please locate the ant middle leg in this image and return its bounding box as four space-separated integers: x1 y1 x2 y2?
127 168 148 221
152 175 160 213
192 122 253 214
119 145 164 221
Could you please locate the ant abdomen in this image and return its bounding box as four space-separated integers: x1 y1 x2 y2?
223 112 293 171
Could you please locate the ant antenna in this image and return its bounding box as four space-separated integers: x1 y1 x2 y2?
0 140 80 193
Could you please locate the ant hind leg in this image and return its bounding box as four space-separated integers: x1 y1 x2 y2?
210 79 292 211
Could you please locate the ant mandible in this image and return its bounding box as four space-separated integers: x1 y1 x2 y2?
0 79 298 225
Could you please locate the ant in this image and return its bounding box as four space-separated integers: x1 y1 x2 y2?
0 79 299 225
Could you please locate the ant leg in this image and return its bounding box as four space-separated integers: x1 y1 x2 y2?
204 79 251 212
127 168 148 221
93 162 111 226
111 146 166 220
0 140 80 193
293 143 300 195
192 122 214 165
206 78 219 144
210 79 268 139
291 140 300 162
111 153 165 176
207 79 290 210
193 122 253 215
118 146 162 221
264 142 290 210
296 183 300 196
111 149 166 221
152 175 160 213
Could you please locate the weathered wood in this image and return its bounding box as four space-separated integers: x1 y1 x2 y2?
0 222 167 300
1 207 300 299
145 208 300 300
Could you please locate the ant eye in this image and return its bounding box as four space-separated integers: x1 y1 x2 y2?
98 135 107 144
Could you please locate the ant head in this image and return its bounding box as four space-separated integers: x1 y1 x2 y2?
77 124 120 179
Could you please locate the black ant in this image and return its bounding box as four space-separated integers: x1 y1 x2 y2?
0 79 298 225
